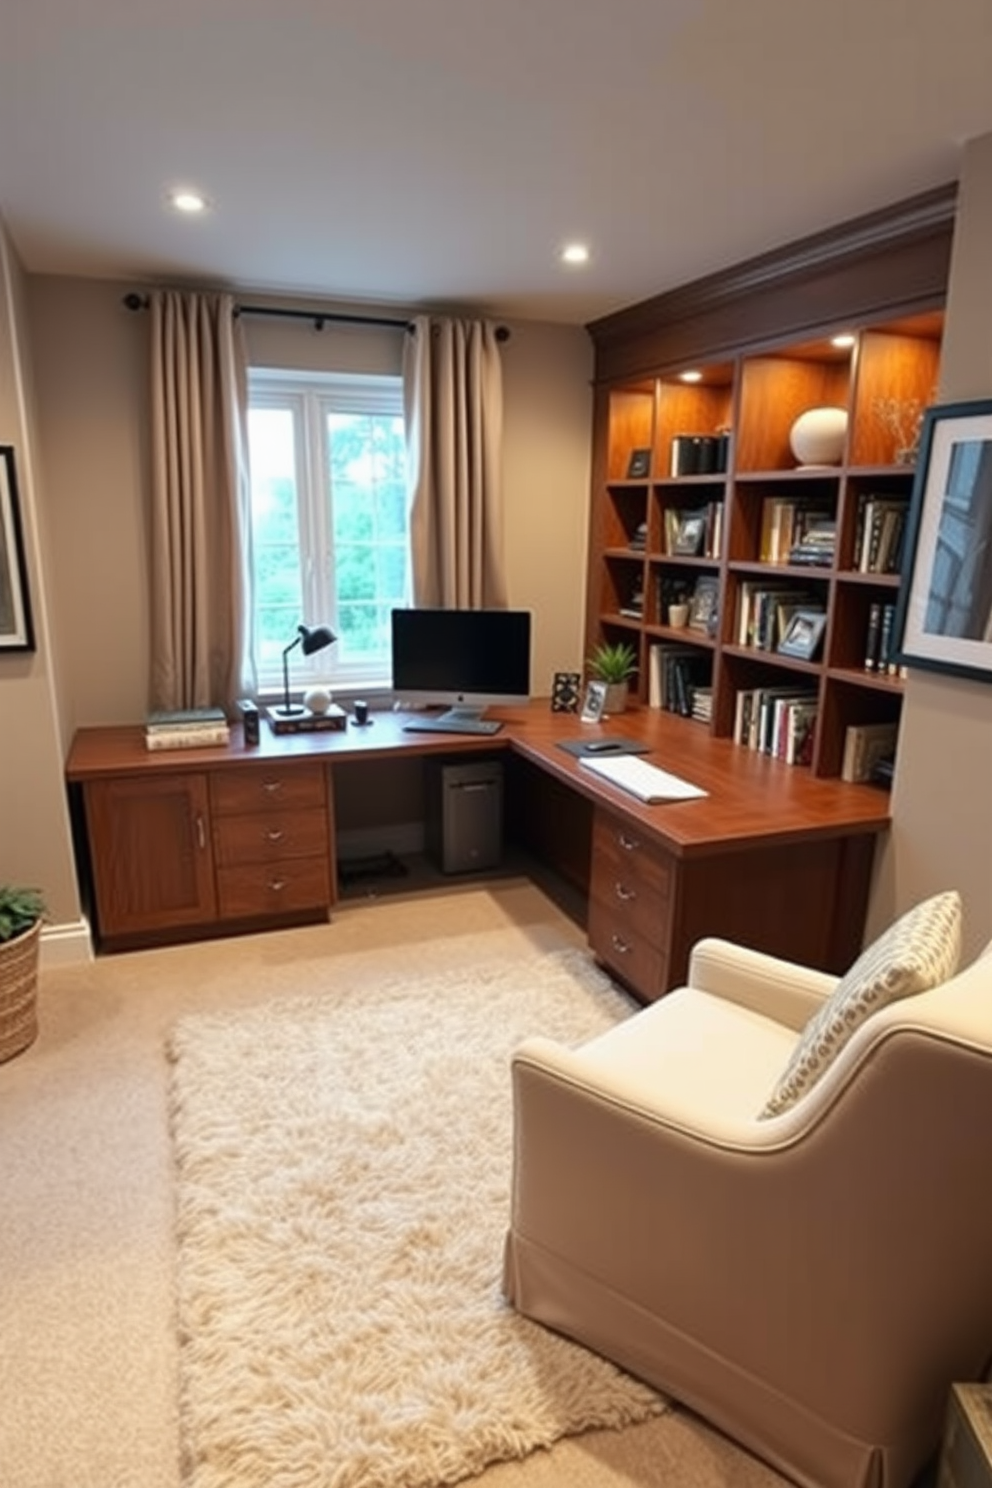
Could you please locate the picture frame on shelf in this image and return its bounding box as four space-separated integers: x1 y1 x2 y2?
891 398 992 684
626 447 651 480
0 445 34 652
777 608 827 661
579 679 608 723
672 513 706 556
688 575 720 635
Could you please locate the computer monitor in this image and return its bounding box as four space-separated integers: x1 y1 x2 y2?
390 607 532 721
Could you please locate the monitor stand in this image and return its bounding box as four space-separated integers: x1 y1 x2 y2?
437 705 487 726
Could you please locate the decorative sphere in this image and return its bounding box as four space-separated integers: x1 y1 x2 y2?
303 686 332 715
789 406 848 467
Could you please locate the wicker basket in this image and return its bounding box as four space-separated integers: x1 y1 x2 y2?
0 918 41 1062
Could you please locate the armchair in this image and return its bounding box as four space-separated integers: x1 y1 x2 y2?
503 923 992 1488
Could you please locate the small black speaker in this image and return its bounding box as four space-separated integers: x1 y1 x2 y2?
238 698 260 746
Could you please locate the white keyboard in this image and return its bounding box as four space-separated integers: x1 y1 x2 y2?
578 753 707 803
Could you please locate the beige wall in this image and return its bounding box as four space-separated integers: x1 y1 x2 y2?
0 228 84 954
27 281 593 733
867 130 992 960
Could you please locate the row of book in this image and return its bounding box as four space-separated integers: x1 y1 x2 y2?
145 706 231 751
854 495 908 575
864 601 906 676
647 642 712 718
841 721 898 784
733 686 818 765
759 499 836 567
735 581 824 653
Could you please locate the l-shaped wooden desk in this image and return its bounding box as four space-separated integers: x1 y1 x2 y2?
65 701 892 1001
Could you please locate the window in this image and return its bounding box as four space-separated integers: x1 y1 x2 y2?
246 371 409 693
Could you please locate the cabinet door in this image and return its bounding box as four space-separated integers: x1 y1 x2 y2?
84 773 217 938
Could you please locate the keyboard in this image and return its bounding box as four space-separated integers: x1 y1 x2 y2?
402 717 503 736
578 753 707 803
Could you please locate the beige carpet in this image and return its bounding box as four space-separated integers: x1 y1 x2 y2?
0 874 792 1488
168 949 664 1488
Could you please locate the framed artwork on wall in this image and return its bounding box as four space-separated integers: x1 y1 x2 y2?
892 399 992 683
0 445 34 652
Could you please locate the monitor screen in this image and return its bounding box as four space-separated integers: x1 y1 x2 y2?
391 608 532 709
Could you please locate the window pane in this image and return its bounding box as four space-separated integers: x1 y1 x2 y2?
248 406 303 673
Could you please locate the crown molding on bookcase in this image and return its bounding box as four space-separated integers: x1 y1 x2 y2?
588 183 958 385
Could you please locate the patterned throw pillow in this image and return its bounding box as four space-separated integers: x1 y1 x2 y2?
759 890 962 1119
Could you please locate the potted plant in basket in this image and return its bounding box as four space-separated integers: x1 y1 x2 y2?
0 886 45 1062
587 640 638 714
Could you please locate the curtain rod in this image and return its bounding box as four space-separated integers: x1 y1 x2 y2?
121 293 510 339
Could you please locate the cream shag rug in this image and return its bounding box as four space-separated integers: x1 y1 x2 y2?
167 949 666 1488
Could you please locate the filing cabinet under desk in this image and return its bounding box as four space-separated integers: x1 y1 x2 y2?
587 807 673 1000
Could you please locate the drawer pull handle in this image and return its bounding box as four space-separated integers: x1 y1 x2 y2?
614 882 635 902
195 814 206 851
611 934 631 955
268 878 287 892
618 832 640 852
262 780 284 794
265 830 285 843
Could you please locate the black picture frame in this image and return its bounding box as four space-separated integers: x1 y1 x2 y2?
626 447 651 480
688 575 720 634
777 608 827 661
551 670 582 713
672 513 706 556
891 398 992 683
0 445 34 652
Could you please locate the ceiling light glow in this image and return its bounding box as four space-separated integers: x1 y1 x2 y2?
680 369 703 383
831 333 856 348
560 243 590 266
169 189 208 214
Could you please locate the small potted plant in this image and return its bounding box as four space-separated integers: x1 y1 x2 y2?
587 640 638 714
0 885 45 1062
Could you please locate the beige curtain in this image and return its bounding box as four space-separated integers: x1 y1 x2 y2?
403 315 508 608
148 290 253 711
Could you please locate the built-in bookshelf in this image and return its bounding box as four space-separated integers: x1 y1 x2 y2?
585 190 955 780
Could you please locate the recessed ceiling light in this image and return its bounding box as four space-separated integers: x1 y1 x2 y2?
831 333 856 349
560 243 590 266
680 369 703 383
169 189 209 215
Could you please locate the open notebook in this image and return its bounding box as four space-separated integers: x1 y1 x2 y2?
578 753 708 803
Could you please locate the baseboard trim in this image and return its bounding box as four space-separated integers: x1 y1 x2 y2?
40 917 94 968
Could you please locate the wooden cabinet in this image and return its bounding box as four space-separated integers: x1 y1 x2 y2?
76 751 333 950
588 309 944 782
587 807 673 999
82 772 217 939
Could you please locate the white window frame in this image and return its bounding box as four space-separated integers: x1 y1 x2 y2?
247 369 409 697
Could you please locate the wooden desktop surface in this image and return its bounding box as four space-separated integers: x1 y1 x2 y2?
66 699 892 861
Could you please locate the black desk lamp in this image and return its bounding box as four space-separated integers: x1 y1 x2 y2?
271 623 336 719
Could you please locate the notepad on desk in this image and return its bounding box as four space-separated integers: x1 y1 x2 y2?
578 753 708 803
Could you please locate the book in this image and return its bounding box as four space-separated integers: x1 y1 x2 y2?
841 721 899 784
578 753 708 803
864 602 883 671
145 723 231 751
146 706 228 732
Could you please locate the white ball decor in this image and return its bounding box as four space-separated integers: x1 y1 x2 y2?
789 406 848 467
303 685 333 715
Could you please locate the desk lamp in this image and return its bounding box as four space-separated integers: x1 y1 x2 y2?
270 623 336 720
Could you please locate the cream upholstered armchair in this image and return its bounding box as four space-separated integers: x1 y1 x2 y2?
503 893 992 1488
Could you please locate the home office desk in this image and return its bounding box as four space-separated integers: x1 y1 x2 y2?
65 702 892 999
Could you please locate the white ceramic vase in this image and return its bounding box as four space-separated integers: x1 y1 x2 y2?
789 407 848 467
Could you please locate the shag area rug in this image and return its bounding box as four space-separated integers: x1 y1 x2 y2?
167 949 666 1488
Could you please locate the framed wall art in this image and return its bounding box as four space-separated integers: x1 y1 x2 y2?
0 445 34 652
892 399 992 683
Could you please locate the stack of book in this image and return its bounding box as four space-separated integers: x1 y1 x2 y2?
145 706 231 751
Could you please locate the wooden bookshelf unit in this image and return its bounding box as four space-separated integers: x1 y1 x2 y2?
584 185 956 781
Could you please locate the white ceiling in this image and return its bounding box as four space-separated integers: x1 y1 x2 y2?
2 0 992 326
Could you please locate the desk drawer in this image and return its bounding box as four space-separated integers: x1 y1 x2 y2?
213 809 328 868
592 811 671 918
216 856 330 920
588 894 669 1001
211 764 326 816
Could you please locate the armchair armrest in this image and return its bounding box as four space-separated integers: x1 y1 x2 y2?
688 937 839 1032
